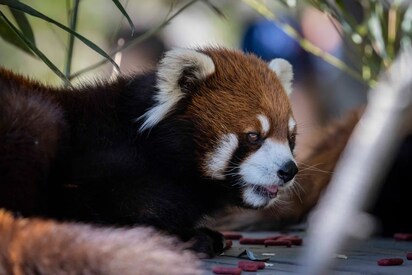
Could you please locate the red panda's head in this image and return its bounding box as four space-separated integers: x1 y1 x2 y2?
139 48 298 209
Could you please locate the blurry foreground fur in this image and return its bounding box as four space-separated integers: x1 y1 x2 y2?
0 209 201 275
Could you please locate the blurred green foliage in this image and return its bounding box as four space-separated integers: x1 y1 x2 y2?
2 0 410 88
247 0 412 87
0 0 202 84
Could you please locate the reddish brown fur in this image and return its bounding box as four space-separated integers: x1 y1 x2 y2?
0 209 201 275
187 48 293 169
287 108 362 218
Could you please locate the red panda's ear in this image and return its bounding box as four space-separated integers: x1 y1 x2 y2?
268 58 294 96
138 48 215 132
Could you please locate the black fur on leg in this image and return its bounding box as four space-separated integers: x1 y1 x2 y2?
181 227 225 258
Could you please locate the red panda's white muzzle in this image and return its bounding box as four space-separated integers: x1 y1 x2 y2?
239 139 298 208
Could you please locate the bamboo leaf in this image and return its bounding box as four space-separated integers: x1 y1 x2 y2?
64 0 80 82
0 0 120 71
0 11 70 85
8 0 35 45
0 15 34 55
111 0 135 36
69 0 199 80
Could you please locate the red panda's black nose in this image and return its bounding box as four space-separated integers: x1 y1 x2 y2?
277 161 298 184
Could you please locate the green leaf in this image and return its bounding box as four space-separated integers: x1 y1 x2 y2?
111 0 135 36
0 11 70 85
0 15 34 55
0 0 120 71
8 0 35 45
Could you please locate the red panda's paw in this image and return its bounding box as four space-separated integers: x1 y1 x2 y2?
189 227 225 258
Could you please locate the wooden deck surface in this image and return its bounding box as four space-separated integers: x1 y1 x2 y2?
201 231 412 274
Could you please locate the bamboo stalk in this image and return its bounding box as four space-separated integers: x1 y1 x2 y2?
64 0 81 85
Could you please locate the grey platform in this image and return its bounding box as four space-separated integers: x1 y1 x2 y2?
201 231 412 274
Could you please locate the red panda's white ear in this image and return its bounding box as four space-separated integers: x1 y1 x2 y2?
268 58 294 96
138 48 215 132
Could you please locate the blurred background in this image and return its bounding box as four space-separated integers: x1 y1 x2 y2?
2 0 411 235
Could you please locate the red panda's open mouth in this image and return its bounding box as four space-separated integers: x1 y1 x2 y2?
254 185 279 199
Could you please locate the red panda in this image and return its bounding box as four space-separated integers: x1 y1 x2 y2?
0 47 298 269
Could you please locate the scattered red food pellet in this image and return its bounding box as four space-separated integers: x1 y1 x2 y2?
237 262 258 272
278 235 303 246
239 238 266 245
264 239 292 247
222 231 243 240
377 258 404 266
393 233 412 241
407 252 412 260
238 260 265 270
265 235 283 240
224 240 233 250
212 266 242 274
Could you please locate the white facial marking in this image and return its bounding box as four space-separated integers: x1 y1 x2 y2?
239 139 297 207
257 114 270 136
240 139 295 186
289 117 296 132
205 134 238 180
243 186 268 208
138 49 215 132
268 58 294 96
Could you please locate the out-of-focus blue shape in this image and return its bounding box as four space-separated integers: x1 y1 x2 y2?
241 18 308 80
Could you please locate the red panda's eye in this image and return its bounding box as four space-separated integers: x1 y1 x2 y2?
289 133 297 150
247 132 261 144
